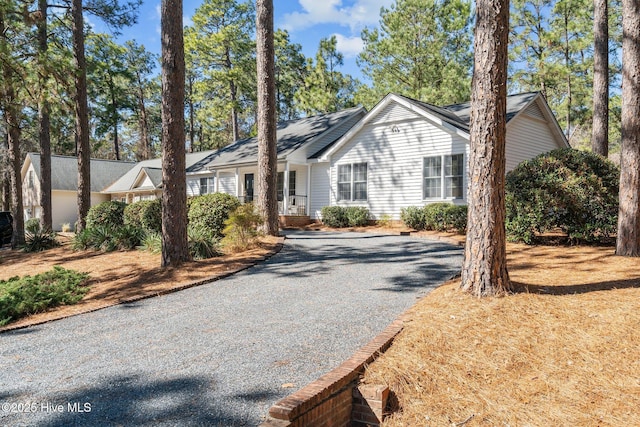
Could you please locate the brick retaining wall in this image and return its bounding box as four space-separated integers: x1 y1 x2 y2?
260 317 404 427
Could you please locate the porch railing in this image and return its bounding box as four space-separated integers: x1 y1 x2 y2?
237 194 307 216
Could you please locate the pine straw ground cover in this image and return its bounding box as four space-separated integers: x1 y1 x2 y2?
0 234 282 331
363 242 640 426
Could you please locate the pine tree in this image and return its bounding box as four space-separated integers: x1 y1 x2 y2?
461 0 511 296
160 0 189 267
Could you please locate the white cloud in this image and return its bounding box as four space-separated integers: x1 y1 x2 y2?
333 33 363 58
281 0 393 33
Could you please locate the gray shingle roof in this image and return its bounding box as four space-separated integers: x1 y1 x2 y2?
205 107 365 168
102 150 219 193
397 92 540 132
27 153 136 192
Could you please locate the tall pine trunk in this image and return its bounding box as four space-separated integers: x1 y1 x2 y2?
616 0 640 256
72 0 91 233
592 0 609 157
460 0 511 296
256 0 279 236
160 0 189 267
1 11 25 248
38 0 52 232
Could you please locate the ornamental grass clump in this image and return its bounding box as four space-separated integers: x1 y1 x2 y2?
221 203 263 252
22 220 59 253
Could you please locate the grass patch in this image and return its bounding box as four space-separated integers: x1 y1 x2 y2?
362 243 640 426
0 266 89 326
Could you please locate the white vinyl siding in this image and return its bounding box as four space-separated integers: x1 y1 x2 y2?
310 163 330 220
218 172 236 195
187 179 200 196
505 112 564 172
330 104 468 219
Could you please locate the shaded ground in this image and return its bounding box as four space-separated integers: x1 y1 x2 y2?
0 230 463 426
363 241 640 426
0 235 283 331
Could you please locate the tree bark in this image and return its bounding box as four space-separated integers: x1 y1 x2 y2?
616 0 640 256
161 0 189 267
38 0 52 232
592 0 609 157
460 0 511 296
225 48 240 142
72 0 91 233
0 11 25 249
256 0 279 236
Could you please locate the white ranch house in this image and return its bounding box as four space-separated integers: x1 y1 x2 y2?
22 92 568 228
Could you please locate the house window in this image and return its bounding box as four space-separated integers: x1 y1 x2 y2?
28 171 34 189
423 154 464 199
200 177 214 194
277 171 296 201
337 163 367 201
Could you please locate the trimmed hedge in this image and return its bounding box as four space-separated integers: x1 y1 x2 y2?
124 199 162 233
320 206 370 228
505 148 619 244
401 203 467 233
86 201 127 229
187 193 241 238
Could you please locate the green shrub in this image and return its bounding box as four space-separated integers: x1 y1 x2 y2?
320 206 371 228
188 193 241 239
124 199 162 233
321 206 349 228
346 206 370 226
401 203 467 233
86 201 127 229
401 206 427 230
0 266 89 326
377 213 392 228
188 226 220 260
445 205 468 233
23 221 59 253
221 203 262 252
25 218 41 233
505 148 619 244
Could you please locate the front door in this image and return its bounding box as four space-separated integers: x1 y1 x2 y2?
244 173 254 202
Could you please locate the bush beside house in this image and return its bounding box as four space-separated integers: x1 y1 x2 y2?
401 203 468 233
321 206 370 228
505 148 619 244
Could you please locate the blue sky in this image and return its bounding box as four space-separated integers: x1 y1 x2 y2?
100 0 395 81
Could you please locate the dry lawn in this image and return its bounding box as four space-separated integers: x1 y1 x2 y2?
363 242 640 426
0 234 283 332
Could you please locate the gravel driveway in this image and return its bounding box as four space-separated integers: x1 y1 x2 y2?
0 230 462 427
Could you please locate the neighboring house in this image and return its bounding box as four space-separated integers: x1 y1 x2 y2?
101 150 220 202
21 153 135 230
316 92 569 220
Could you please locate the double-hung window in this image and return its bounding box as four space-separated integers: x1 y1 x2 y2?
337 163 367 201
200 177 214 195
423 154 464 199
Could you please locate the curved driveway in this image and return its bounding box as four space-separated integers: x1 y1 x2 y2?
0 230 462 427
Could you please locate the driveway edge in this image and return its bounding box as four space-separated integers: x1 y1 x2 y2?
0 237 285 334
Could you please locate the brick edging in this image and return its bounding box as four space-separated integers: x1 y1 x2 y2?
262 314 407 424
0 237 285 334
